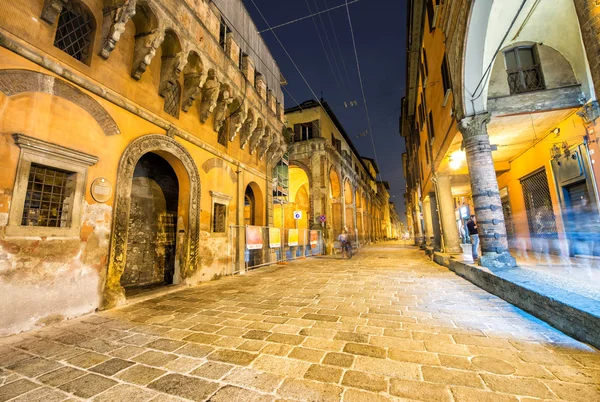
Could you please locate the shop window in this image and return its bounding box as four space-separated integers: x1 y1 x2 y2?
163 82 181 118
504 46 545 94
53 0 95 64
7 134 97 237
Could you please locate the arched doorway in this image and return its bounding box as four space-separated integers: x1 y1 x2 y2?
103 135 200 309
244 182 264 266
344 180 355 236
330 168 342 239
244 185 255 225
120 153 178 294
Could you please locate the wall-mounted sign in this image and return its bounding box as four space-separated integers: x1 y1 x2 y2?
293 211 302 220
91 177 112 203
319 215 326 222
310 230 319 245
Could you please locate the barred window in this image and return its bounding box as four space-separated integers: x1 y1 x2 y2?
21 163 76 227
213 203 226 233
53 1 95 63
164 82 181 118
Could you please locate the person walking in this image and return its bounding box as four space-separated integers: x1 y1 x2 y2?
338 230 351 259
467 214 479 261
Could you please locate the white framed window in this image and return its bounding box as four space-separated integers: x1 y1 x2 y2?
7 134 98 237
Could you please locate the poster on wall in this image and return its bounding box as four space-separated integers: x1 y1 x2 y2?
288 229 299 246
310 230 319 245
269 228 281 248
246 226 263 250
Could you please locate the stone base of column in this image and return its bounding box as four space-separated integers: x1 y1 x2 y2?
444 246 463 254
479 252 517 269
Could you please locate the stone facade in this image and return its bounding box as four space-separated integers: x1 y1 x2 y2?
0 0 288 335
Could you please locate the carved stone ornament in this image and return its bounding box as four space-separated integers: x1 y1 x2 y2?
199 71 220 123
0 69 120 135
213 86 233 132
229 105 247 142
240 114 257 149
249 125 266 154
577 101 600 125
264 137 279 161
257 133 273 160
41 0 64 24
99 0 137 59
103 134 200 309
131 29 164 80
458 113 491 141
159 52 187 97
182 71 206 112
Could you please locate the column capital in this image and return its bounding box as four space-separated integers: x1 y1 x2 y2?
459 113 491 140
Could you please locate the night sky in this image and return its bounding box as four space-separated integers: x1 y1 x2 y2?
243 0 408 223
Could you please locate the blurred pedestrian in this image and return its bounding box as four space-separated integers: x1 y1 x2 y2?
467 214 479 261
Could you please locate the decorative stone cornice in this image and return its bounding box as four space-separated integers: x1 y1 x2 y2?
99 0 137 59
240 114 257 149
13 133 98 166
577 101 600 125
199 71 220 123
182 72 206 112
40 0 64 24
131 29 164 80
209 190 233 202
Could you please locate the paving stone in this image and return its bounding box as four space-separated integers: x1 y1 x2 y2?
343 388 395 402
341 370 387 392
261 343 294 356
9 386 69 402
110 346 145 359
322 352 354 368
277 378 342 402
189 324 222 333
388 348 440 365
207 385 274 402
58 373 117 398
265 333 304 345
207 349 257 366
243 330 272 340
353 356 420 379
7 357 62 377
144 339 186 352
182 333 220 345
471 355 516 374
37 367 86 386
333 332 369 343
451 386 519 402
422 366 485 388
191 362 234 379
302 314 340 322
389 378 452 401
93 383 157 402
544 381 600 402
133 351 178 367
223 367 283 393
343 343 386 358
288 347 325 362
66 351 110 369
0 379 40 402
304 364 342 383
90 358 135 376
148 373 219 401
481 374 554 398
116 365 167 385
252 355 310 377
174 343 214 358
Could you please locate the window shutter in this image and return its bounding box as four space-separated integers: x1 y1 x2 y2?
294 124 301 142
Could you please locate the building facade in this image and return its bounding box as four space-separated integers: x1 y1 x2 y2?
0 0 289 335
284 99 392 252
402 0 600 268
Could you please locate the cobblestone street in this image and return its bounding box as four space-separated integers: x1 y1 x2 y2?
1 242 599 401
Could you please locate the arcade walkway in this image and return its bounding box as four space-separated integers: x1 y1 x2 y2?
0 243 598 401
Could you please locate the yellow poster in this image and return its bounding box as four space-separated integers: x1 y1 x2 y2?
288 229 299 246
269 228 281 248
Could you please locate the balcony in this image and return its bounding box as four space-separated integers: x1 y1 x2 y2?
507 65 545 95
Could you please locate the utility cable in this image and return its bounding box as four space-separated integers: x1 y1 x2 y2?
344 0 381 181
304 0 341 89
258 0 361 33
324 0 352 90
313 0 345 89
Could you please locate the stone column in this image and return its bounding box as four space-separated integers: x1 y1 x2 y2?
422 197 433 245
428 192 442 251
573 1 600 101
459 114 516 268
436 174 462 253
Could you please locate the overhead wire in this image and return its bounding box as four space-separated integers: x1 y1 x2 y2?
258 0 361 33
343 0 382 181
324 0 352 90
313 0 345 89
304 0 342 88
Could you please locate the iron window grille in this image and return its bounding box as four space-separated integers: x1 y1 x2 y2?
504 47 545 94
53 1 95 63
219 18 231 51
521 169 558 239
22 163 76 227
213 203 227 233
163 81 181 118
